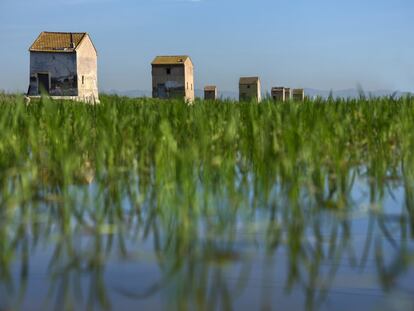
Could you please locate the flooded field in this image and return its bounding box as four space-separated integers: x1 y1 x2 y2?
0 94 413 310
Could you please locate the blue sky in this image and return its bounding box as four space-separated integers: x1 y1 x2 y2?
0 0 413 93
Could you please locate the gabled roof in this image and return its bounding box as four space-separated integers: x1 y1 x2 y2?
29 32 87 53
152 55 191 65
239 77 260 85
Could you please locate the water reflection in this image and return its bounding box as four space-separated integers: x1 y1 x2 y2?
1 166 413 311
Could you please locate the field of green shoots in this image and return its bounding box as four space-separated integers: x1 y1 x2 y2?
0 93 413 311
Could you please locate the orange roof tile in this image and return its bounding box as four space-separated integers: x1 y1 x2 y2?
29 32 87 52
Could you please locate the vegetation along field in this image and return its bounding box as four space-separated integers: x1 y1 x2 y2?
0 93 414 311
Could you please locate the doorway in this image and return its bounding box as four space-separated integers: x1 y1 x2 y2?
37 73 50 94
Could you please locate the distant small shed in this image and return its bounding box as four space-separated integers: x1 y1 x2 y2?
271 86 292 102
27 31 99 103
271 87 286 101
239 77 261 102
292 88 305 101
204 86 217 100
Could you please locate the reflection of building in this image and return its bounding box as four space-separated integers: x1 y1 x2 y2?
75 159 95 185
204 86 217 100
39 157 95 186
27 32 99 103
239 77 261 102
151 56 194 102
292 89 305 101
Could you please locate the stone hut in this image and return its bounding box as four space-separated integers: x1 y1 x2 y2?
271 86 292 102
27 32 99 103
271 87 286 101
292 88 305 101
151 55 194 102
239 77 261 102
204 86 217 100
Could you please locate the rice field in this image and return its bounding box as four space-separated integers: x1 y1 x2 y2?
0 93 413 311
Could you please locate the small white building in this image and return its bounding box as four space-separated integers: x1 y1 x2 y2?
27 32 99 103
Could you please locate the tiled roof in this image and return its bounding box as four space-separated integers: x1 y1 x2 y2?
29 32 87 52
152 55 191 65
239 77 260 85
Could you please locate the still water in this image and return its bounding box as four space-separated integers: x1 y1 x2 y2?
1 174 413 311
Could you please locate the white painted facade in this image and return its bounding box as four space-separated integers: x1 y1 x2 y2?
76 35 99 102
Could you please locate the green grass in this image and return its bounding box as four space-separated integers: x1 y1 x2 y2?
0 94 413 310
1 94 412 208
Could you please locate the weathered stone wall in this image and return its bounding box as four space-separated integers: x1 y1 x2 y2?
152 65 186 99
292 89 305 101
239 83 261 102
28 52 77 96
152 60 194 102
76 35 99 103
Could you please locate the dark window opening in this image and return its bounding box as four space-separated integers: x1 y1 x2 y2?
166 68 171 75
82 76 85 85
